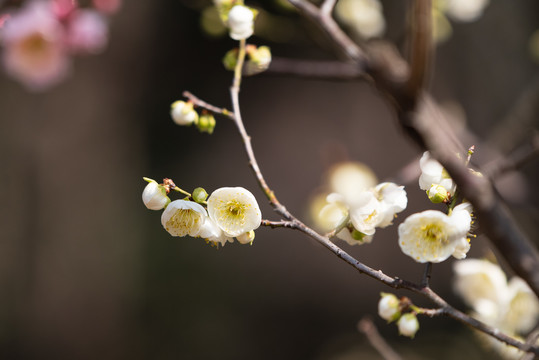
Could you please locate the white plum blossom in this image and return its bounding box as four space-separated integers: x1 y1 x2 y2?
161 200 207 237
207 187 261 238
335 0 385 39
504 277 539 334
419 151 456 197
398 203 472 263
142 180 170 210
373 182 407 227
2 1 70 91
319 181 406 246
378 293 400 322
349 191 382 236
397 313 419 338
227 5 254 40
445 0 490 22
170 100 198 126
453 259 508 318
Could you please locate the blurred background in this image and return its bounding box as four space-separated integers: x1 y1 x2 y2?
0 0 538 359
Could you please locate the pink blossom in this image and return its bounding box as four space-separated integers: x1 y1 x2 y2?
2 2 70 91
65 10 108 54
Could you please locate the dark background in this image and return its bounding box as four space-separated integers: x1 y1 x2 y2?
0 0 538 359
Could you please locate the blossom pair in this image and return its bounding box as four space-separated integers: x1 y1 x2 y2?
143 181 261 247
453 259 539 335
378 293 420 338
320 181 408 245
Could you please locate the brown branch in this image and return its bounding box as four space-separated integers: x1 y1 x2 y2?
267 57 365 80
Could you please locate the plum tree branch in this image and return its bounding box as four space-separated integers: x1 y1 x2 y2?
287 0 539 299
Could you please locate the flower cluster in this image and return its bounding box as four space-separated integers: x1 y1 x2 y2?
142 178 261 247
378 293 420 338
0 0 119 91
314 161 407 246
453 259 539 359
398 150 475 263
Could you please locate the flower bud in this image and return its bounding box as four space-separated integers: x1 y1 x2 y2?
197 113 216 134
170 100 198 126
427 184 449 203
142 180 170 210
236 230 255 244
192 187 208 203
227 5 254 40
222 48 238 71
397 313 419 338
378 293 401 322
244 45 271 76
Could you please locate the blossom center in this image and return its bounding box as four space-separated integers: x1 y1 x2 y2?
421 223 447 244
165 209 202 235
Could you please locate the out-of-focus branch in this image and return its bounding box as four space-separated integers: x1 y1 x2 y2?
288 0 368 65
358 317 403 360
483 132 539 179
267 57 365 80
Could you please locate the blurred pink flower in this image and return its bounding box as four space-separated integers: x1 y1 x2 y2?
2 1 70 91
51 0 77 21
66 10 108 54
92 0 121 15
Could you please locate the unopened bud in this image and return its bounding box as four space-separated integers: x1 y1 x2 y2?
197 113 216 134
397 313 419 338
171 101 198 126
236 230 255 244
427 184 449 203
378 293 401 322
222 48 238 71
142 179 170 210
192 187 208 203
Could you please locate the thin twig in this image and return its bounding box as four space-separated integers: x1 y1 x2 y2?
358 317 403 360
260 219 294 229
183 91 234 119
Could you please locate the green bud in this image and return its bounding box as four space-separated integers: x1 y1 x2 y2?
192 187 208 203
197 113 216 134
428 184 449 203
222 48 238 71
